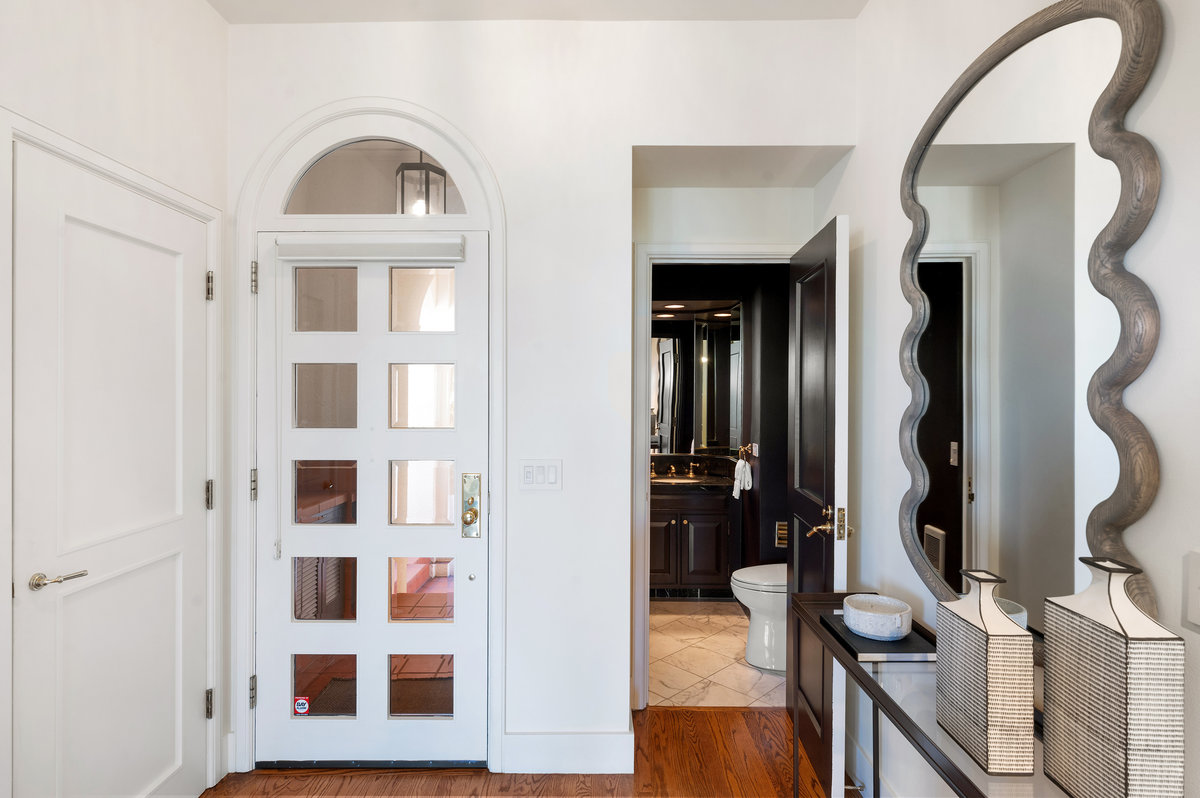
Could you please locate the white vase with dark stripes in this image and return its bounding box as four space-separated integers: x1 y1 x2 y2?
1043 557 1185 798
935 569 1033 776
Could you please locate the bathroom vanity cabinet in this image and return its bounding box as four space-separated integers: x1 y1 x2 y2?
649 491 736 589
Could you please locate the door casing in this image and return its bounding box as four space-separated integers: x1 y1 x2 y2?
631 242 804 710
229 99 508 771
918 243 994 576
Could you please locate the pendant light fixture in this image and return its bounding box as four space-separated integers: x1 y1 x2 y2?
395 152 447 215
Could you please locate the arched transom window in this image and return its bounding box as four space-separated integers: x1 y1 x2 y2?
285 139 466 215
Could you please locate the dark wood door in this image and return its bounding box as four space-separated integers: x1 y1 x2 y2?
680 512 728 585
784 216 848 798
649 509 678 585
914 261 966 591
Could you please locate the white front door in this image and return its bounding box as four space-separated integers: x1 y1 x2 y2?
12 143 210 797
254 232 489 764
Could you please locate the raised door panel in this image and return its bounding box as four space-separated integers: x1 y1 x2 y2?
681 513 728 586
649 510 678 585
794 620 831 795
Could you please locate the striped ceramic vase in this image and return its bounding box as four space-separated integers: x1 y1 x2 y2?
935 569 1034 776
1043 557 1185 798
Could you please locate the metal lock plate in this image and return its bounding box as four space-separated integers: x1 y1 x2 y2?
462 473 481 538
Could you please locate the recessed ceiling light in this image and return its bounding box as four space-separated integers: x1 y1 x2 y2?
656 313 675 319
664 304 686 310
713 312 732 318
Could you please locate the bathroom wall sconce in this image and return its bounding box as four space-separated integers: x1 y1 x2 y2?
395 154 446 215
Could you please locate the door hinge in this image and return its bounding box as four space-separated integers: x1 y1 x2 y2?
204 479 214 510
836 507 854 540
205 688 214 719
968 477 976 503
250 468 259 501
249 675 258 709
250 260 259 294
206 270 214 301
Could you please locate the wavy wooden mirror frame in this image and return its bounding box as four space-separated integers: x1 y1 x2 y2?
899 0 1163 616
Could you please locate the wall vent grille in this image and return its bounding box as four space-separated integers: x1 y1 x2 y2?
924 525 947 573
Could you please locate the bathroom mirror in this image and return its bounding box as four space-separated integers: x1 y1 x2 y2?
651 301 742 454
899 0 1163 619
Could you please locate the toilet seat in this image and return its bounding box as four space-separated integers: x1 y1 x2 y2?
731 563 787 593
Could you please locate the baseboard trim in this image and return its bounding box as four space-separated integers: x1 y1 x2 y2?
495 726 634 773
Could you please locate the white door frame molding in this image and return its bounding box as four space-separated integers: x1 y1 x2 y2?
630 242 802 710
917 242 994 577
0 108 223 796
230 97 508 772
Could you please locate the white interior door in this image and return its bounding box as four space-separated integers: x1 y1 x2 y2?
12 142 210 797
254 232 488 764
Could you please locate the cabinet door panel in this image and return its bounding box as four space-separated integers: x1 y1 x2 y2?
649 510 678 585
681 514 728 585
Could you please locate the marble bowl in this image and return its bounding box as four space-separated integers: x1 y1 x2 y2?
843 594 913 641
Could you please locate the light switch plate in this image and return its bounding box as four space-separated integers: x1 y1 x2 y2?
1184 551 1200 630
519 459 562 491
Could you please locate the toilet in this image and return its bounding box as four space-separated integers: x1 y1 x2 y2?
730 562 788 672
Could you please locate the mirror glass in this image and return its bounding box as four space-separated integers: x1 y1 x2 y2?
908 19 1120 632
650 301 742 454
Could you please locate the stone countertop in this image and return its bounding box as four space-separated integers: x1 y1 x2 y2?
650 475 735 494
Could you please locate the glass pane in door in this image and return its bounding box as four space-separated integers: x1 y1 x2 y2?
389 461 454 525
389 364 455 428
293 557 357 620
389 557 454 621
295 460 357 524
390 268 455 332
389 655 453 717
293 654 357 716
294 363 357 428
295 267 357 332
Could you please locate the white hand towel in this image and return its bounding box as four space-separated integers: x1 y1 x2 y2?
733 459 752 498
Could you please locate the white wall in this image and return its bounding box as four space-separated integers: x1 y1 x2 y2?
227 19 856 771
996 147 1075 632
0 1 230 789
633 187 815 244
0 0 228 208
815 1 1199 794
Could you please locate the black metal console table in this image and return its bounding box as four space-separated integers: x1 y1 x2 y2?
792 593 1068 798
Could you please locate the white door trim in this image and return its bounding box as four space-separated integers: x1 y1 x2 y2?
230 97 507 771
918 242 994 576
631 242 803 710
0 107 224 796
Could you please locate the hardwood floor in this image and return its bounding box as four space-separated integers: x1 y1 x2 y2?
203 707 824 797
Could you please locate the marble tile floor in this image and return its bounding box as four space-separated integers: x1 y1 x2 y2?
649 599 786 707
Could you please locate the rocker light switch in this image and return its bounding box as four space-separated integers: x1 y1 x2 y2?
519 459 562 491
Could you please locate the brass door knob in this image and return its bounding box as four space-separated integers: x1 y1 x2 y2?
461 507 479 526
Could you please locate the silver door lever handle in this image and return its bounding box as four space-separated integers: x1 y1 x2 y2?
28 570 88 591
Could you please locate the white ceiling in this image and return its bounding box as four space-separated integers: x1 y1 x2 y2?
918 143 1072 187
633 146 853 189
205 0 869 24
